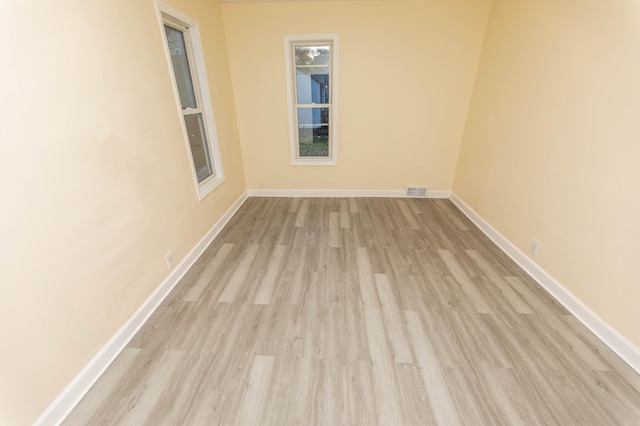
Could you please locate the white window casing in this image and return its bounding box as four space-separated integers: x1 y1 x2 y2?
156 1 225 200
284 34 339 166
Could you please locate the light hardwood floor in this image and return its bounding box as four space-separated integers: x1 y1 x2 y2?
65 197 640 425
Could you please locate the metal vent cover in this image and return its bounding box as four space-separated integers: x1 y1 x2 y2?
405 186 428 198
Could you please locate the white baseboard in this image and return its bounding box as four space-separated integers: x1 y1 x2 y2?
449 192 640 375
425 190 451 199
35 191 249 426
247 189 452 198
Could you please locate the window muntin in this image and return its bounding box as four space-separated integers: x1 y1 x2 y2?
158 1 225 199
285 35 338 165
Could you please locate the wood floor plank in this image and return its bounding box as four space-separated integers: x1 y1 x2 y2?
348 197 359 214
62 348 141 425
344 272 372 362
322 358 350 424
340 199 351 228
291 357 324 424
505 275 569 316
481 366 547 426
258 353 297 425
286 252 308 307
374 273 414 364
590 370 640 423
364 308 404 425
356 247 380 308
561 315 640 393
301 271 327 360
477 366 530 425
218 243 260 303
329 211 340 248
118 350 185 425
539 312 611 372
184 243 234 302
396 199 420 230
294 199 309 227
478 313 580 423
443 365 504 425
465 249 534 314
67 197 640 425
433 199 470 231
288 197 300 213
236 355 275 426
140 349 218 425
347 360 377 425
253 245 287 305
404 310 462 426
438 249 493 313
395 363 437 425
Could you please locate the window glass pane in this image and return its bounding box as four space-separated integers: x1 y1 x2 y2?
298 125 329 157
297 107 329 158
295 45 330 105
184 113 213 182
296 67 330 104
294 45 330 66
164 25 197 110
297 107 329 125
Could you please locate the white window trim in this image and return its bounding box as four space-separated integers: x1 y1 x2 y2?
156 1 225 200
284 33 339 166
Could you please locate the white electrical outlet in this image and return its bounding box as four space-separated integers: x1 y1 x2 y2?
165 251 175 269
529 239 541 256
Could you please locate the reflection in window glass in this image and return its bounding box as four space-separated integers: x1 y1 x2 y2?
164 25 197 110
184 114 213 182
298 125 329 157
294 46 330 66
297 108 329 157
296 68 329 104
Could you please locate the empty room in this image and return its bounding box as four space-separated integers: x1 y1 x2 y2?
2 0 640 424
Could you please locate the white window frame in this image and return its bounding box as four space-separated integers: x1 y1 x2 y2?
156 1 225 200
284 34 339 166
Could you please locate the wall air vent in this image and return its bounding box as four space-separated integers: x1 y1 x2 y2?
405 186 428 198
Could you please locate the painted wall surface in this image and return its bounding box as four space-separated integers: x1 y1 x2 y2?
0 0 245 423
453 0 640 347
221 0 492 191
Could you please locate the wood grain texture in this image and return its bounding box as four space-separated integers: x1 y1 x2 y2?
65 198 640 425
236 355 274 425
253 245 287 305
374 274 413 364
218 244 260 303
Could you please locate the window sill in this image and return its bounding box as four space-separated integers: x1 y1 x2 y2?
198 175 225 200
291 158 337 166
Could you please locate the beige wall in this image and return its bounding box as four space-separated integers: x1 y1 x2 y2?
454 0 640 347
5 0 640 422
221 0 492 191
0 0 245 423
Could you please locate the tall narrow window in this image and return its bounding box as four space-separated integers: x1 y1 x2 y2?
285 34 339 165
158 2 224 199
